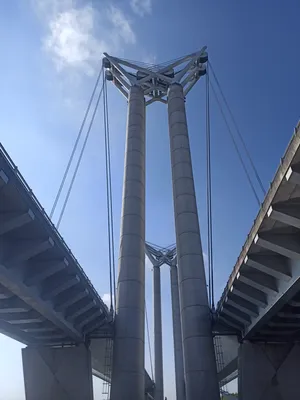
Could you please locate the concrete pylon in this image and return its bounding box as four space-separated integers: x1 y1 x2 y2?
170 265 185 400
167 82 219 400
153 265 164 400
110 85 146 400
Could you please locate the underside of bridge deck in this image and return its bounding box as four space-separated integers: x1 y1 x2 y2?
215 123 300 342
0 144 110 345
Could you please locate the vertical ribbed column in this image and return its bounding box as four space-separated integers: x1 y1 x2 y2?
153 266 164 400
167 83 219 400
110 86 145 400
170 265 185 400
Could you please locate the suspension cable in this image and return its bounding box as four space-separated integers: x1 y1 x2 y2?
145 301 154 381
205 65 214 310
103 75 116 312
208 61 266 196
104 78 116 311
210 81 261 206
56 74 105 229
103 76 112 312
50 66 104 219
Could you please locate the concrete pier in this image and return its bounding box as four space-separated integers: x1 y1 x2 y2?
170 265 185 400
153 265 164 400
22 344 93 400
167 83 219 400
110 86 146 400
238 342 300 400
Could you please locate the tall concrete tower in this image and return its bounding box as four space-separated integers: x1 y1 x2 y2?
103 48 219 400
145 243 168 400
145 243 185 400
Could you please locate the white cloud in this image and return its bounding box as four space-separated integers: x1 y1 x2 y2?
44 5 105 75
103 256 151 307
32 0 136 76
103 293 114 307
130 0 152 17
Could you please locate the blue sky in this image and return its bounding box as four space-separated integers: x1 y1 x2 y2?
1 0 300 398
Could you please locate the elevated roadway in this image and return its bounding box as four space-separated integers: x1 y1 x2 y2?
0 143 110 345
215 122 300 390
216 122 300 342
0 143 155 397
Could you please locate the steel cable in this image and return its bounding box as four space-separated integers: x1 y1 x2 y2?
210 81 261 206
205 64 215 309
208 61 266 196
50 66 104 219
145 301 154 381
103 75 116 312
56 77 105 228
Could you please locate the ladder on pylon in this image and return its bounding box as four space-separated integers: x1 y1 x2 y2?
214 336 227 391
102 338 113 399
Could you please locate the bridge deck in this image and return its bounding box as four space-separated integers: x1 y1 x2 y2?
217 122 300 341
0 144 110 345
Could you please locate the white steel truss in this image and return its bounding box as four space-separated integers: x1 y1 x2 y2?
145 243 177 267
103 47 208 105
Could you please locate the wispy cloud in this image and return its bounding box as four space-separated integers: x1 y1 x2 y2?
142 52 157 66
32 0 72 17
107 5 136 45
130 0 152 17
32 0 136 76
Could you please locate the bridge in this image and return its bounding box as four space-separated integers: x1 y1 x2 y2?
1 48 300 400
214 122 300 399
0 143 111 345
217 121 300 341
0 142 154 398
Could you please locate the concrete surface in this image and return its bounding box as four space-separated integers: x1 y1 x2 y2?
238 341 300 400
110 86 146 400
153 266 164 400
22 344 93 400
170 265 185 400
167 83 219 400
216 335 239 385
217 123 300 342
0 143 109 345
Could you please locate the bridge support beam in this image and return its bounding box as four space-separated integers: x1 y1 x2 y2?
167 83 219 400
22 344 93 400
170 265 185 400
238 341 300 400
110 85 146 400
153 265 164 400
